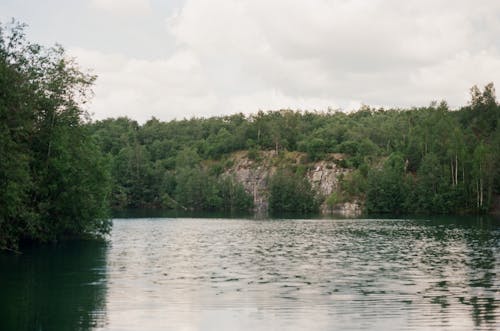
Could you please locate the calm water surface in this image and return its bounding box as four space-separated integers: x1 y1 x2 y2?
1 217 499 330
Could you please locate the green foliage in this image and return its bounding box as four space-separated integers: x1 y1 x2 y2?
298 137 327 161
174 168 253 213
170 146 253 212
174 167 221 211
341 169 368 200
326 192 344 210
0 21 110 250
408 153 454 213
218 176 254 213
366 153 409 214
247 147 261 161
268 169 319 215
87 78 499 216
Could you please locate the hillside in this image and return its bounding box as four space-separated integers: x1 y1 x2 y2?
88 84 500 216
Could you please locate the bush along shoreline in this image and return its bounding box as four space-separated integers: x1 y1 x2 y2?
0 22 111 251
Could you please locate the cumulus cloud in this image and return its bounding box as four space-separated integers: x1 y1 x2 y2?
167 0 500 107
70 48 218 122
74 0 500 121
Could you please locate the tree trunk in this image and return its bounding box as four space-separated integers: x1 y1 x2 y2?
477 180 480 208
450 160 455 186
479 163 483 208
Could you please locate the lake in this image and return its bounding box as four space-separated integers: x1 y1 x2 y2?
1 216 499 330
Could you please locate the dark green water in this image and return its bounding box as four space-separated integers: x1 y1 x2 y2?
1 217 499 330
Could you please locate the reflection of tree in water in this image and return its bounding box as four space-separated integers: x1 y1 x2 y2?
0 241 108 330
416 217 499 329
418 221 456 326
462 218 498 329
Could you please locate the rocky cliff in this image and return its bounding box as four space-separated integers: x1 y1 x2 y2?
224 151 363 217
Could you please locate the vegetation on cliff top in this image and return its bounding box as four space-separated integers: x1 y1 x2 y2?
89 84 500 216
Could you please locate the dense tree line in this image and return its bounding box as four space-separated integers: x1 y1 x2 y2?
0 22 110 250
89 85 499 216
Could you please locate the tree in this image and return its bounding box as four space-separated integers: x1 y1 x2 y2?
411 153 456 213
269 169 319 215
469 83 499 138
0 21 110 250
471 142 494 211
218 176 254 213
366 153 408 214
298 137 327 161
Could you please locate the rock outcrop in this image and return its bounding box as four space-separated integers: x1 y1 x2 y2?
224 151 363 217
228 154 274 215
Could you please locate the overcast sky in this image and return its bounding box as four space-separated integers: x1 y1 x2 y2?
2 0 500 122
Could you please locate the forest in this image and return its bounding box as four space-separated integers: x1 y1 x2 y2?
1 21 500 251
88 84 500 217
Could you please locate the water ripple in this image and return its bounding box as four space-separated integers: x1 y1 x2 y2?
99 217 500 331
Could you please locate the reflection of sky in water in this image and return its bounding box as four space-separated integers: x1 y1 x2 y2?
94 218 499 331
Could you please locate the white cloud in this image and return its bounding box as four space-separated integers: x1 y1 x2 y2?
164 0 500 110
70 48 218 122
410 50 500 105
90 0 152 17
71 0 500 121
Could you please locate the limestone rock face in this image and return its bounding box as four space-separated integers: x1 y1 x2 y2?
306 160 348 197
225 151 363 217
224 151 276 216
324 200 363 217
306 160 363 217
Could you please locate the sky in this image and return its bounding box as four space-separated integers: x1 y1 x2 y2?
1 0 500 123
